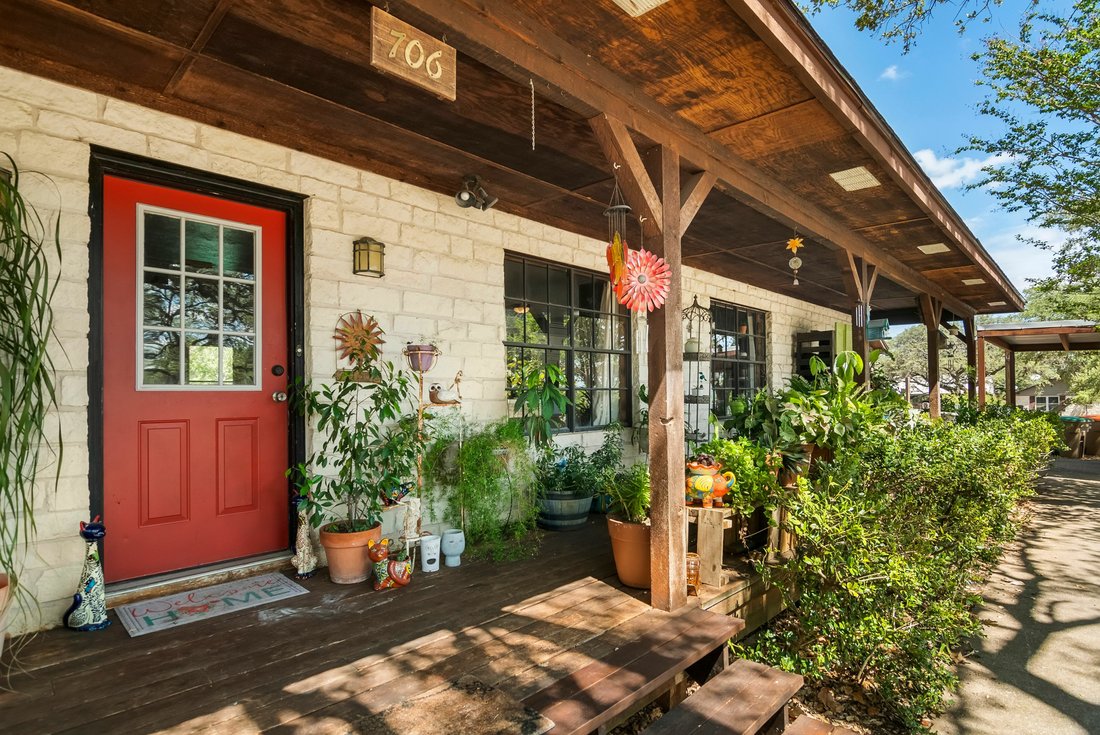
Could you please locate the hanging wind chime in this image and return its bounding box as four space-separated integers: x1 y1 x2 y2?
605 175 672 313
786 233 805 286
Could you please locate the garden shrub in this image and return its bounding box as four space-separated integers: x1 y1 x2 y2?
736 407 1057 730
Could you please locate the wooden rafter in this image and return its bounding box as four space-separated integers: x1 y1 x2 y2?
590 114 664 234
679 171 717 239
394 0 979 318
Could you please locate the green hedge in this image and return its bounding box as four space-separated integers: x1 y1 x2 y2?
736 411 1057 729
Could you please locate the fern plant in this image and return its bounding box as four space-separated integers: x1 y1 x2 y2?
0 154 62 625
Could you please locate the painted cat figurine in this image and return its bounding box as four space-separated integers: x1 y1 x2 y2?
368 538 412 591
63 516 111 631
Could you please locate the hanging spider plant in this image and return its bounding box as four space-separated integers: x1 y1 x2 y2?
0 153 62 629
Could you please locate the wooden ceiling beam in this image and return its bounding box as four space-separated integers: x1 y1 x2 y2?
679 170 717 239
392 0 977 318
1060 333 1072 351
590 114 663 233
980 326 1098 337
982 335 1014 351
724 0 1023 310
1006 342 1100 353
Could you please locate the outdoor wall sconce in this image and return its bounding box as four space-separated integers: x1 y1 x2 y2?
454 175 498 211
352 236 385 277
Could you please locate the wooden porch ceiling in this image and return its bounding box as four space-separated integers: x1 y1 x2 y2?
0 0 1021 318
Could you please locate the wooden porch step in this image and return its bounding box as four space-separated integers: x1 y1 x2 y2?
785 715 861 735
643 658 803 735
523 605 744 735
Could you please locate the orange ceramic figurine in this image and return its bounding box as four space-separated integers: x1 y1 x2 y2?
685 453 735 508
368 538 412 591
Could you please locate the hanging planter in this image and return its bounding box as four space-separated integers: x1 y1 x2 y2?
618 247 672 313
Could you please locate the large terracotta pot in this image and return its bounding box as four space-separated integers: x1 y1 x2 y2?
319 522 382 584
607 515 651 589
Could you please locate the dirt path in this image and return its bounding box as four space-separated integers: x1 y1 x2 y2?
934 458 1100 735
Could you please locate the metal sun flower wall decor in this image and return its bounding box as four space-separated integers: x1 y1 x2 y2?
786 234 805 286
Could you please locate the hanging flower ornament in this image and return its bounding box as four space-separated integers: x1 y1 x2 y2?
788 256 802 286
786 236 804 254
619 248 672 312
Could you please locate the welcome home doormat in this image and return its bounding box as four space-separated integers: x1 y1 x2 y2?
116 572 308 637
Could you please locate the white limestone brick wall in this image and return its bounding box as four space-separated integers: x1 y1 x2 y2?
0 66 843 635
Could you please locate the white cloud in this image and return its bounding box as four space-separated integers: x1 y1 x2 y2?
878 65 907 81
913 149 1014 189
970 220 1062 292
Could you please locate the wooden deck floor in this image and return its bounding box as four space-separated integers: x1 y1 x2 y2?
0 519 682 734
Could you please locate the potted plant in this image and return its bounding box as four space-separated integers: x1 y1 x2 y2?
605 463 651 589
535 426 622 531
290 321 423 584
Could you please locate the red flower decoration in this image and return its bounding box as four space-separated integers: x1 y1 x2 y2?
619 248 672 313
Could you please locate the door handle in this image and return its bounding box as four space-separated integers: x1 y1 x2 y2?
272 391 288 403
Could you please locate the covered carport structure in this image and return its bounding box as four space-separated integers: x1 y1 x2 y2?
977 321 1100 407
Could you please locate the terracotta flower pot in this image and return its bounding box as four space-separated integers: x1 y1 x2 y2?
607 515 651 589
319 522 382 584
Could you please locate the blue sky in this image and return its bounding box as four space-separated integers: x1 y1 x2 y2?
804 1 1063 297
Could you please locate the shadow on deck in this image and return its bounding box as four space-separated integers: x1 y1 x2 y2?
0 517 779 734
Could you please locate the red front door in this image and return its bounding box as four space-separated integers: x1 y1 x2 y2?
102 176 290 582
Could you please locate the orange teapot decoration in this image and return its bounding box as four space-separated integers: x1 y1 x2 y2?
685 455 735 508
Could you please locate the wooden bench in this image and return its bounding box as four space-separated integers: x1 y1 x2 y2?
785 716 860 735
523 606 744 735
643 658 803 735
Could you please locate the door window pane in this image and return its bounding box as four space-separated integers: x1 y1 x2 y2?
138 206 260 388
710 302 769 418
144 213 181 270
184 220 219 275
222 228 256 280
143 331 181 385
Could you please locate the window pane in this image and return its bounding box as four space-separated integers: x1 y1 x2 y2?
184 220 219 275
506 346 524 396
184 276 219 330
184 332 221 385
575 389 593 427
612 316 630 351
143 272 180 328
142 331 180 385
548 267 569 306
144 213 181 271
505 306 525 342
609 354 629 389
574 311 596 348
616 390 631 425
573 273 593 310
573 351 592 389
525 262 547 303
594 314 612 349
223 227 256 280
223 335 256 385
526 303 549 345
591 352 609 390
222 282 255 333
505 258 523 299
548 306 571 347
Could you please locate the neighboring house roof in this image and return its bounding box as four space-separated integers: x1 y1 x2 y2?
978 322 1100 352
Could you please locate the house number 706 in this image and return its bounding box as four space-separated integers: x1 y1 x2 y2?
388 30 444 79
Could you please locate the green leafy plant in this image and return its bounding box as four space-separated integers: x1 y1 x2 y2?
735 404 1058 730
695 437 777 517
0 155 61 622
536 424 624 498
514 363 570 446
289 351 423 533
604 463 650 524
424 418 539 561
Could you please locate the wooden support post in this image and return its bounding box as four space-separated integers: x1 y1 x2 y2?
646 143 687 612
977 336 987 408
920 293 943 418
592 114 703 612
964 317 977 404
1005 348 1017 408
835 250 877 385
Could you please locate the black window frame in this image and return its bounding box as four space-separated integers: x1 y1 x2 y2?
504 253 633 432
710 301 769 419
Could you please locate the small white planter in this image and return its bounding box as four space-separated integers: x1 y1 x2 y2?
420 534 441 573
440 529 466 567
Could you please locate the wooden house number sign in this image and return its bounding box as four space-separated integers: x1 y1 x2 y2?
370 7 457 102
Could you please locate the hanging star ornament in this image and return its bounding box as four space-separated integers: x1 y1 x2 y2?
786 236 804 254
